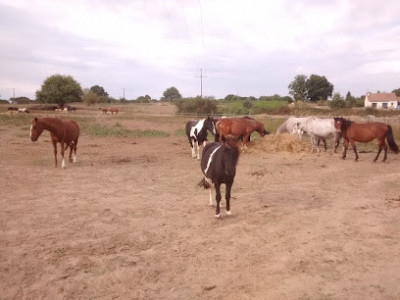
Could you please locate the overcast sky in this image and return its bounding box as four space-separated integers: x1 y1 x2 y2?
1 0 400 100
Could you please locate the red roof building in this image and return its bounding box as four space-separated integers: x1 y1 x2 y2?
364 92 400 109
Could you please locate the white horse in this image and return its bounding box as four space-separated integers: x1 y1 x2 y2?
276 117 311 139
298 117 341 153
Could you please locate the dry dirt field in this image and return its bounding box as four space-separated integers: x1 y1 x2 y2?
1 104 400 299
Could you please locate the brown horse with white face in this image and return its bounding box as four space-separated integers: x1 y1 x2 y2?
215 117 269 149
30 117 80 168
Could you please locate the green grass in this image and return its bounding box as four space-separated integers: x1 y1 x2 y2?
0 113 32 127
175 129 186 136
84 123 168 138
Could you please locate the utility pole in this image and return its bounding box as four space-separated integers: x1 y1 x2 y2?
196 68 206 98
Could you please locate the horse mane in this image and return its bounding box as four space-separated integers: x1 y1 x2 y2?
222 136 241 150
336 117 352 131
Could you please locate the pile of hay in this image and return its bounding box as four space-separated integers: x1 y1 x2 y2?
249 133 310 153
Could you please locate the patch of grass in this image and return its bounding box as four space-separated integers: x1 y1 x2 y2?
85 124 132 137
0 113 32 127
84 123 168 138
175 129 186 136
132 129 169 138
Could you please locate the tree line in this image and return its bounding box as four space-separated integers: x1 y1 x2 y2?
4 74 399 110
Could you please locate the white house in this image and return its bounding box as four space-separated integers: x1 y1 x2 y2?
364 92 400 109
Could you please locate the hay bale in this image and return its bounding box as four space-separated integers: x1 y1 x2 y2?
249 134 309 153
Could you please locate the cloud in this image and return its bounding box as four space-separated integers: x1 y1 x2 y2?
1 0 400 100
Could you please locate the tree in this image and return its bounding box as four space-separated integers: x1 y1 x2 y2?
82 90 99 106
224 94 240 101
288 74 308 101
161 87 182 101
306 74 334 102
330 92 346 108
36 74 83 106
392 88 400 97
345 91 356 107
90 85 109 97
136 95 152 103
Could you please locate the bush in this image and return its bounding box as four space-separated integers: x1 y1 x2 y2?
175 97 217 115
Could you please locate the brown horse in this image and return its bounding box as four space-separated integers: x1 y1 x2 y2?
333 117 399 162
109 107 119 114
215 117 269 148
30 117 80 168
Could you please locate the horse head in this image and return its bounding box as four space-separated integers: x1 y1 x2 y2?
204 116 216 135
30 117 44 142
333 117 351 132
256 121 269 137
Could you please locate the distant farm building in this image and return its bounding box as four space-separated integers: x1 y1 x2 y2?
364 92 400 109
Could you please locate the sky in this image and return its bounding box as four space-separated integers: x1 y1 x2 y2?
1 0 400 100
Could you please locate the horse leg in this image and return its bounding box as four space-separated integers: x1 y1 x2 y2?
242 134 250 152
215 182 222 218
196 142 200 160
382 142 388 162
333 133 340 153
322 138 327 152
310 135 316 153
350 141 359 161
342 139 349 160
68 144 73 162
374 140 386 162
225 182 232 216
52 141 58 167
61 142 66 168
190 139 196 158
73 140 78 163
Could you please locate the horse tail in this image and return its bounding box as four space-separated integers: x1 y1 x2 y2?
386 125 400 153
198 178 211 189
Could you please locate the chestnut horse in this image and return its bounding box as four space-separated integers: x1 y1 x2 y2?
109 107 119 114
333 117 399 162
30 117 80 168
215 117 269 148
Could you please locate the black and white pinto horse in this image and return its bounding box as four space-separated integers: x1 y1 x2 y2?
185 116 216 159
199 137 240 218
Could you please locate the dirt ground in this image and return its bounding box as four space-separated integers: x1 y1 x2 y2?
1 107 400 299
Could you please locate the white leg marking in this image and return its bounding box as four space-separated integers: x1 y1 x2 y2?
61 158 66 168
73 154 77 163
226 210 231 216
196 143 200 160
215 214 221 218
191 146 196 158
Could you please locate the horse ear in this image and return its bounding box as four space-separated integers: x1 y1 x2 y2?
34 117 38 122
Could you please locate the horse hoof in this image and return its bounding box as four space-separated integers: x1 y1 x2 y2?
215 214 221 218
226 210 231 216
